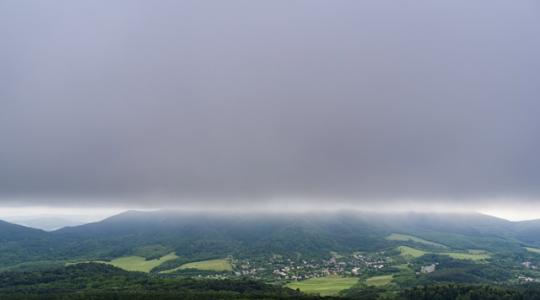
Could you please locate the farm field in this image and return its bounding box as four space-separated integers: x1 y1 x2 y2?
398 246 490 261
162 258 232 273
443 250 490 261
286 276 358 296
103 252 177 272
398 246 427 258
386 233 447 248
366 275 393 287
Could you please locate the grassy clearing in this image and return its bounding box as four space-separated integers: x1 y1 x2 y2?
443 250 490 261
398 246 427 258
526 247 540 255
387 233 447 248
161 258 232 273
366 275 393 287
394 264 411 270
398 246 489 261
330 251 344 259
286 276 358 296
93 252 178 273
65 261 105 266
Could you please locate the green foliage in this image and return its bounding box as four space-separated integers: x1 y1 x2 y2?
405 254 512 285
2 210 540 299
133 245 174 259
2 211 540 271
397 284 540 300
0 264 318 299
341 285 390 300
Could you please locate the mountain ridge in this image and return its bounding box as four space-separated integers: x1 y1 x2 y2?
1 210 540 270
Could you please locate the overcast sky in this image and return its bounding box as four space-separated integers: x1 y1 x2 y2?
1 1 539 217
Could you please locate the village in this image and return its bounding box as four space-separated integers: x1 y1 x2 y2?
229 252 391 281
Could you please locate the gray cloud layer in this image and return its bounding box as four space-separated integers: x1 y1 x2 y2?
1 0 539 207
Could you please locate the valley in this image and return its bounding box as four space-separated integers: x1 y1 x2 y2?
0 211 540 297
2 211 540 298
3 0 538 298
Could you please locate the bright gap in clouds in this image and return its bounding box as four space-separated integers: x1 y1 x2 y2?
479 208 540 222
0 206 126 230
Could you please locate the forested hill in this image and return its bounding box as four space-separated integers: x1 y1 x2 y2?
1 211 540 268
0 263 311 300
0 219 46 239
2 263 540 300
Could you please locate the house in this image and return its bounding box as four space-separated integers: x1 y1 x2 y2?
421 264 436 273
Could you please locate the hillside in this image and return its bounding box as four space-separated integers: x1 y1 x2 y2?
0 220 58 268
0 263 310 299
0 211 539 270
2 211 540 296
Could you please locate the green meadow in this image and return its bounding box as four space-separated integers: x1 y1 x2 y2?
82 252 178 273
398 246 490 261
444 250 490 261
161 258 232 273
286 276 358 296
398 246 427 258
366 275 393 287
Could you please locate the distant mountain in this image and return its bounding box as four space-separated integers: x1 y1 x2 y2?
46 210 540 260
54 210 391 259
510 219 540 246
0 210 540 269
0 219 46 240
6 217 86 231
0 220 57 269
